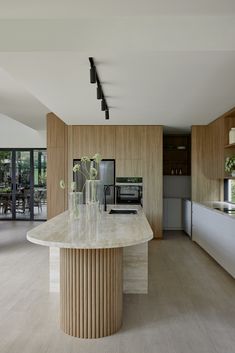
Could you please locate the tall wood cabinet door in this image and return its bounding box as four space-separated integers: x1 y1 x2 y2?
116 159 142 177
115 126 142 159
72 126 116 159
142 126 163 238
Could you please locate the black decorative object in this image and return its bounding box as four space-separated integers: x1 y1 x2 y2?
105 110 109 120
89 57 110 120
97 84 102 100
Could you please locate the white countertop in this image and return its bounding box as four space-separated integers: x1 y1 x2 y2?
27 205 153 249
194 201 235 219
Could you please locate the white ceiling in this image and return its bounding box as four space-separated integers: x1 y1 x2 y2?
0 68 49 129
0 0 235 17
0 1 235 131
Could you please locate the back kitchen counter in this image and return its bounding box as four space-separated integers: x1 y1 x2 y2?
192 202 235 279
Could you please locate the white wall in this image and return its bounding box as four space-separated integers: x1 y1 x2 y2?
0 114 46 148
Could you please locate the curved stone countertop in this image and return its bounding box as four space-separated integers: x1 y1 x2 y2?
27 205 153 249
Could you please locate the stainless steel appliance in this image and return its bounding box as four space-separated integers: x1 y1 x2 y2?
73 159 115 204
116 177 143 205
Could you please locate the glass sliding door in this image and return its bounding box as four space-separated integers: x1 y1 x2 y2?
15 150 33 220
34 150 47 220
0 151 13 219
0 149 47 221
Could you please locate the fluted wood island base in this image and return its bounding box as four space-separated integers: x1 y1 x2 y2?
60 248 123 338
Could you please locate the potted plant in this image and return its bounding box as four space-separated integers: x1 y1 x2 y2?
225 156 235 177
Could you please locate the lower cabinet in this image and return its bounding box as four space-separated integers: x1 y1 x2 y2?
163 198 183 230
182 199 192 237
192 202 235 278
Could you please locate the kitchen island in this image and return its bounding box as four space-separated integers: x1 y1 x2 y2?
27 205 153 338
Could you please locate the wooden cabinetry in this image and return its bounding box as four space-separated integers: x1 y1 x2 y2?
163 135 191 176
47 113 68 219
206 113 235 180
192 109 235 203
72 126 116 159
115 126 142 159
64 122 163 239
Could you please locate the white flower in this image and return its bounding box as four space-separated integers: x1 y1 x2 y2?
81 156 90 162
90 167 98 180
60 180 65 189
73 163 80 173
92 153 102 164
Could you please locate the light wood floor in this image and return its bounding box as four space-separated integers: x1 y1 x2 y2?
0 223 235 353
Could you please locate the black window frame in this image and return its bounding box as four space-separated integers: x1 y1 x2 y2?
0 147 47 221
224 179 235 204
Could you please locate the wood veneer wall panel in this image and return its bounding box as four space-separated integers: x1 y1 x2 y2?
206 118 224 179
116 159 142 177
192 109 235 203
115 126 142 159
72 125 116 159
142 126 163 239
47 113 68 219
67 125 163 238
191 126 221 202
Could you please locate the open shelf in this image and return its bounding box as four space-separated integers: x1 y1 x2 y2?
224 143 235 149
163 135 191 176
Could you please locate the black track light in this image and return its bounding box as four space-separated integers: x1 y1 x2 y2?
90 66 96 84
101 99 106 111
89 57 110 120
105 110 109 120
97 84 102 100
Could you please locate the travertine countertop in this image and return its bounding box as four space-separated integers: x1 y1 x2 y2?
27 205 153 249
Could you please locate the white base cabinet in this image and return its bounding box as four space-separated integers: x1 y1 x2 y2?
163 198 183 230
182 199 192 237
192 202 235 278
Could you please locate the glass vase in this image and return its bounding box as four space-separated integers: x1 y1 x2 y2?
85 179 101 205
68 191 83 220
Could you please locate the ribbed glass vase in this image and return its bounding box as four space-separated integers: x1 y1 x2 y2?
85 180 101 205
68 191 83 220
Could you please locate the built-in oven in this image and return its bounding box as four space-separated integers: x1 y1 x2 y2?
116 177 143 205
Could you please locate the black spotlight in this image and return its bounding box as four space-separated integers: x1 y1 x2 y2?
97 84 102 100
101 99 106 111
105 110 109 120
90 66 96 84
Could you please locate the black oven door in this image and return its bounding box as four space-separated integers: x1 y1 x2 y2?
116 185 142 204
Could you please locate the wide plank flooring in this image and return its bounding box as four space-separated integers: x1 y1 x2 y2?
0 223 235 353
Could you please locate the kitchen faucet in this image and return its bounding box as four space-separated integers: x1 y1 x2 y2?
103 184 120 212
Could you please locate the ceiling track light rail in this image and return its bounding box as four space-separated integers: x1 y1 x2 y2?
89 57 109 120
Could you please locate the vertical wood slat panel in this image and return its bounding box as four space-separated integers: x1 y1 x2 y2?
100 249 104 337
60 248 123 338
84 249 88 338
87 250 92 339
95 250 100 338
79 250 84 338
91 250 96 338
103 248 107 336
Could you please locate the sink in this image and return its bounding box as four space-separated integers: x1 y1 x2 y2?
109 209 137 214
